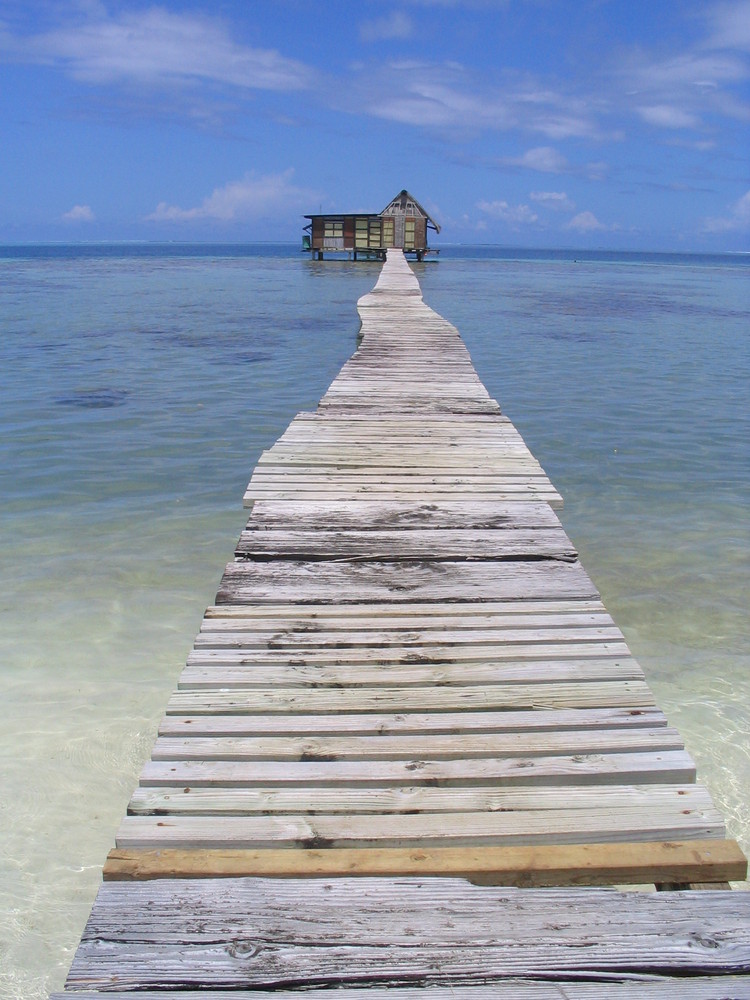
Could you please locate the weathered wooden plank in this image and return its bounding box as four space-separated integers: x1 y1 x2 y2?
159 706 667 737
195 625 622 648
257 451 541 467
177 659 644 690
189 632 629 655
128 783 713 817
115 807 725 849
236 527 577 561
216 559 599 604
47 980 750 999
244 487 563 505
203 598 611 620
150 728 683 762
290 409 512 424
67 877 750 991
244 499 563 530
248 469 550 484
139 750 696 788
199 613 618 637
166 679 656 714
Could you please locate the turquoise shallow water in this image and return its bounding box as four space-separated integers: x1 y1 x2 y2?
0 245 748 997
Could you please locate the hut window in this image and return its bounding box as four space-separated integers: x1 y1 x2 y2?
404 218 416 248
368 220 382 247
382 218 394 247
355 218 369 248
323 220 344 249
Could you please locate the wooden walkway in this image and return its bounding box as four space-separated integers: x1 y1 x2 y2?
54 250 749 997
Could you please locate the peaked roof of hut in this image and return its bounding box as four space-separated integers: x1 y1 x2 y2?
381 189 441 233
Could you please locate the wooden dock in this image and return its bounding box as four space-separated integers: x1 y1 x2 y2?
54 250 749 997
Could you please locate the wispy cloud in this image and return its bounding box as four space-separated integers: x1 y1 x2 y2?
11 7 314 91
358 63 604 140
566 210 614 233
498 147 570 174
360 12 413 43
615 18 750 132
636 104 701 129
61 204 95 222
476 199 538 226
530 191 575 212
703 189 750 231
146 170 317 223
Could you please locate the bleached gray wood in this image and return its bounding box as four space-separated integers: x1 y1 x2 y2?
244 500 564 534
150 728 684 762
165 678 656 714
216 558 599 604
193 627 623 651
203 597 611 621
129 783 712 817
65 878 750 990
159 706 667 736
199 614 619 638
139 750 696 788
48 981 750 998
236 527 577 561
115 807 724 849
177 658 644 690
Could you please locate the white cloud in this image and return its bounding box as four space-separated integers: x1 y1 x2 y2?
499 146 570 174
146 170 316 223
530 191 575 212
703 189 750 231
636 104 700 128
615 45 750 132
368 77 516 130
360 12 413 43
566 211 608 232
20 8 313 91
359 61 603 139
476 199 538 225
62 204 95 222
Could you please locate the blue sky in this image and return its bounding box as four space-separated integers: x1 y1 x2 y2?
1 0 748 248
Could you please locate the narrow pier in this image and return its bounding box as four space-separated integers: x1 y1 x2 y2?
54 251 749 996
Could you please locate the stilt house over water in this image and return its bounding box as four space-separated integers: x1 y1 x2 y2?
303 189 440 261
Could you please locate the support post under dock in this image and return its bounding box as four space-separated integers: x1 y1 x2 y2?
54 250 749 997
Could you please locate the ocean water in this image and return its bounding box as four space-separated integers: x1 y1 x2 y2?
0 244 748 997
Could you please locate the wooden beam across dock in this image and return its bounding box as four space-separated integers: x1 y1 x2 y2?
54 250 749 997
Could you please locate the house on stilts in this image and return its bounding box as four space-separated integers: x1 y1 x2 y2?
303 189 440 261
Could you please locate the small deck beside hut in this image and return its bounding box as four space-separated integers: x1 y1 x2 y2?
303 189 440 260
53 251 750 998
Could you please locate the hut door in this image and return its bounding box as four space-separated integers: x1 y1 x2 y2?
393 214 405 248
